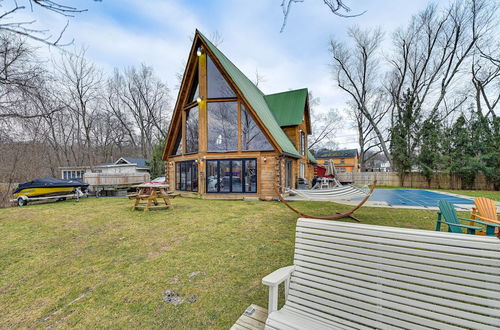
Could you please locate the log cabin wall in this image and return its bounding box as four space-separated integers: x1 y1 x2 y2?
165 150 281 200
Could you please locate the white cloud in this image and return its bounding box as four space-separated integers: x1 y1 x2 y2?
24 0 432 151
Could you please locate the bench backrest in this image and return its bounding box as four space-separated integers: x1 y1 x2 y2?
289 218 500 330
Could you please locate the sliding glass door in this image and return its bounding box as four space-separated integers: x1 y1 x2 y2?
206 159 257 193
175 161 198 192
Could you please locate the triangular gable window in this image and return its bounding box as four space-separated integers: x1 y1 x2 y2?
207 56 236 98
187 65 199 104
241 105 273 151
171 128 183 156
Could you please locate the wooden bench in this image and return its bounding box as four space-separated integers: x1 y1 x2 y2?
257 218 500 329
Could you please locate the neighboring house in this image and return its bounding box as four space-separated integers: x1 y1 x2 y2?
162 30 317 200
315 149 360 173
368 160 391 172
60 166 92 180
93 157 150 174
59 157 150 179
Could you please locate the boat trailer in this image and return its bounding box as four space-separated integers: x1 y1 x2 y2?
10 188 87 207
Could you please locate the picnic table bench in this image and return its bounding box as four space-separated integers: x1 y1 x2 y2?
233 218 500 329
128 183 179 211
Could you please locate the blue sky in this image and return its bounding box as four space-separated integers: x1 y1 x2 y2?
30 0 433 148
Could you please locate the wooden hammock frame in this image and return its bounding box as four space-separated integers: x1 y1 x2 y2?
273 180 377 222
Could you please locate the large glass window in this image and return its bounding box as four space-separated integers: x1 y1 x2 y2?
187 66 199 104
207 102 238 152
207 56 236 98
219 160 231 192
231 160 243 192
300 132 306 155
244 159 257 193
206 159 257 193
206 161 219 192
241 105 273 151
185 106 199 153
171 128 182 156
175 161 198 192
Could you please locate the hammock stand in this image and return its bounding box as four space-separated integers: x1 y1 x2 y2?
273 180 377 222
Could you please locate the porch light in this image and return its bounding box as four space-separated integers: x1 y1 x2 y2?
196 96 202 103
196 47 202 56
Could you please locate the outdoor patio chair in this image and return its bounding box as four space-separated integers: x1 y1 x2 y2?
436 200 500 236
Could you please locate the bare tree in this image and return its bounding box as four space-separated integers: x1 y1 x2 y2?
348 91 390 171
106 64 171 159
56 48 103 166
329 26 393 166
471 44 499 118
388 0 496 122
0 32 54 119
280 0 365 32
307 92 340 150
0 0 100 46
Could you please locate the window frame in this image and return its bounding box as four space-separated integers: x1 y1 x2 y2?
207 101 239 152
300 131 306 156
205 158 257 194
185 105 199 154
175 160 198 192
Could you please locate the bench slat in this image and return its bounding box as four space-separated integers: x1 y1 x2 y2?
283 304 372 330
297 219 500 249
296 226 500 259
295 259 500 309
295 241 500 283
289 287 439 330
293 271 500 327
295 249 500 294
287 296 410 330
296 232 500 268
295 252 500 300
295 265 500 318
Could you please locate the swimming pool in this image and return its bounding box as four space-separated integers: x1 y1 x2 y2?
355 189 474 208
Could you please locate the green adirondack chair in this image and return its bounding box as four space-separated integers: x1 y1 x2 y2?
436 200 500 236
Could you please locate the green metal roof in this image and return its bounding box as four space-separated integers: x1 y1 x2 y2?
315 149 358 159
199 32 301 158
308 150 318 164
264 88 308 127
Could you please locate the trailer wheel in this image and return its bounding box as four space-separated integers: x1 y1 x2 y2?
17 197 28 207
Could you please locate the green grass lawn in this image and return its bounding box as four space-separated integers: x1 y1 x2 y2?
0 197 453 328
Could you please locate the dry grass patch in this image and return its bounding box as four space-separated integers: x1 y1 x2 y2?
0 196 442 328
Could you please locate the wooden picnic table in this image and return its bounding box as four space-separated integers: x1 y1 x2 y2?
128 183 179 211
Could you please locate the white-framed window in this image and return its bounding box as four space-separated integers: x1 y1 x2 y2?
300 162 305 178
62 170 85 180
300 132 306 156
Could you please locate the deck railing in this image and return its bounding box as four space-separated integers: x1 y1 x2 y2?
83 173 150 186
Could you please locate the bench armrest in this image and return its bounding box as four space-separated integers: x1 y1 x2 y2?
262 266 295 286
472 214 500 224
459 217 500 227
262 266 294 313
440 221 483 230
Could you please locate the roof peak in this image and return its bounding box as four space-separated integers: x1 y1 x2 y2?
265 88 308 97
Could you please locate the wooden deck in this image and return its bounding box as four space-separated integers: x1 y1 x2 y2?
230 304 268 330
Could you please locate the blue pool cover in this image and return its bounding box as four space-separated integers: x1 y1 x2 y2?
355 189 474 208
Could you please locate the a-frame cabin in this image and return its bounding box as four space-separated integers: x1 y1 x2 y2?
163 30 317 200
